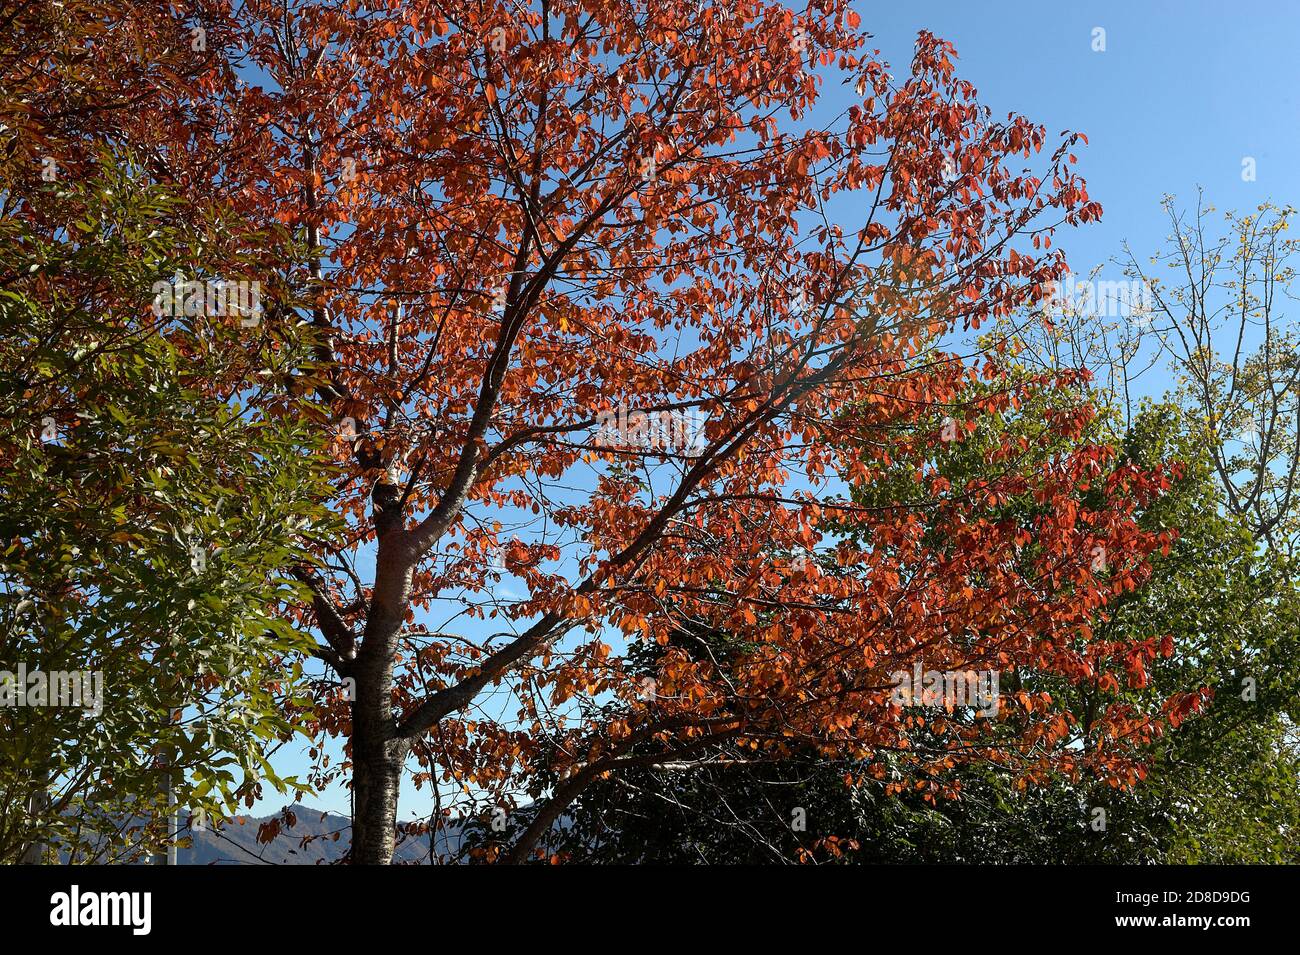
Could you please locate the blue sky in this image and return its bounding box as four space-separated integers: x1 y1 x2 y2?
257 0 1300 821
857 0 1300 279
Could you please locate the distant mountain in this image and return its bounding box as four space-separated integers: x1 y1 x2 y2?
179 804 462 865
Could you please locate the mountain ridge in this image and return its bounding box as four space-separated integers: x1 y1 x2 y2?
179 803 460 865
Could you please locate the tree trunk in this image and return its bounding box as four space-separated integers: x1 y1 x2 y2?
348 474 420 864
18 790 48 864
349 550 410 865
351 732 407 864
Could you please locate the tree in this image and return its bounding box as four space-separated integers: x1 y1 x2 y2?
2 0 370 861
539 358 1190 863
1110 408 1300 862
995 194 1300 858
1 0 360 863
0 157 342 861
0 0 344 858
71 0 1149 863
25 0 1151 862
1023 194 1300 555
1127 197 1300 555
550 394 1300 864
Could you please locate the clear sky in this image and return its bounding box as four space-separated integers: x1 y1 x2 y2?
257 0 1300 820
857 0 1300 282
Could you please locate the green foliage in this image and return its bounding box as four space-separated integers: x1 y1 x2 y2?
1095 405 1300 861
0 159 339 862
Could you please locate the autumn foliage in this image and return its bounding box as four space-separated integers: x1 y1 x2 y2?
5 0 1200 863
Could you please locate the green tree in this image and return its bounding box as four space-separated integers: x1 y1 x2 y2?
0 159 339 862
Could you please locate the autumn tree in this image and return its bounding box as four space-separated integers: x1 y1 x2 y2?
462 357 1186 863
550 399 1299 864
52 0 1167 863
